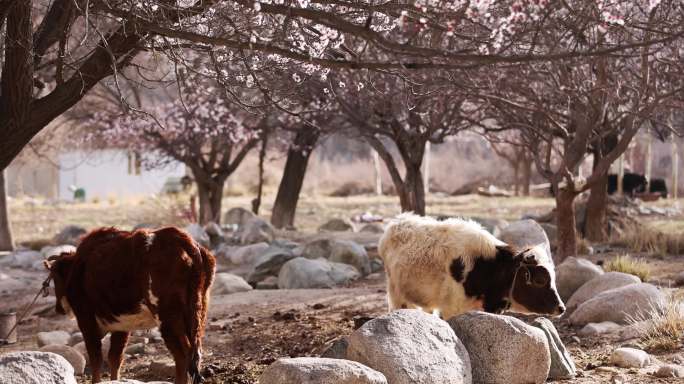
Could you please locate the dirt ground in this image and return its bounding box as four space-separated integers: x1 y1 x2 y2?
2 194 683 383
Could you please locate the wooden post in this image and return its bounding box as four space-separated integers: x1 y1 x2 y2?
423 142 431 195
617 153 625 195
645 127 653 192
673 139 679 200
373 150 382 196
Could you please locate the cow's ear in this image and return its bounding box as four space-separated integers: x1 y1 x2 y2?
43 259 54 271
517 248 537 265
494 245 517 262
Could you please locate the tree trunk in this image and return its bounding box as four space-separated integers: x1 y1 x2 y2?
396 163 426 215
0 169 14 251
521 156 532 196
252 133 268 215
196 180 224 225
584 174 608 241
555 188 578 262
513 160 520 196
271 129 319 229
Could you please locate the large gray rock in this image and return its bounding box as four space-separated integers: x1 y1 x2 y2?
240 217 275 244
74 334 111 365
246 246 295 284
215 242 270 277
37 330 71 347
184 223 210 248
54 225 87 245
499 219 551 258
566 272 641 314
578 321 622 336
223 207 256 228
212 273 253 295
0 351 77 384
319 218 355 232
555 257 604 301
448 311 549 384
6 250 43 270
531 318 576 379
203 222 224 247
360 223 385 234
39 345 86 375
259 357 387 384
610 347 650 368
540 223 558 249
569 283 666 325
347 309 472 384
302 239 371 275
471 217 509 238
278 257 360 289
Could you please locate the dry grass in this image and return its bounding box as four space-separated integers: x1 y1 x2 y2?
611 224 684 255
627 295 684 352
604 254 651 282
576 236 593 255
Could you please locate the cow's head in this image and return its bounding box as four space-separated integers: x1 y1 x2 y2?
43 252 75 316
509 245 565 316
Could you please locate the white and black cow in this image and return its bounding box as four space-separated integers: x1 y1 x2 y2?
378 213 565 320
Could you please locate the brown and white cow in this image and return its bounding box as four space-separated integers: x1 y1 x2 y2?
378 213 565 320
45 227 216 384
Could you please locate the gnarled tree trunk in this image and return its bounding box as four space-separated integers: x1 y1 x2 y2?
271 129 319 229
555 187 578 262
0 169 15 251
396 163 426 215
196 179 225 225
584 173 608 241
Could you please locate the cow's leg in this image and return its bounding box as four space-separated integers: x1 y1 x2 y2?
108 331 130 380
160 317 191 384
83 332 104 383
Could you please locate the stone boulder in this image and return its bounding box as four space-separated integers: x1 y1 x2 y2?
555 257 604 301
203 222 224 247
471 217 509 238
531 318 576 379
359 223 385 234
54 225 87 245
566 272 641 314
539 223 558 249
448 311 549 384
39 345 86 375
278 258 360 289
184 224 210 248
212 273 253 295
37 330 71 347
74 334 111 365
215 242 269 276
101 381 171 384
223 207 256 229
655 364 684 378
578 322 622 336
610 347 650 368
499 219 551 259
0 351 77 384
259 357 387 384
319 218 355 232
246 246 295 284
239 217 275 244
347 309 472 384
302 239 371 275
568 283 666 325
6 250 43 270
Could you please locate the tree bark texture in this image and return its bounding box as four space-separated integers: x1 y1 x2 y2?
0 170 15 251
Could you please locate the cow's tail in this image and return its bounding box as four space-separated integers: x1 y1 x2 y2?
181 237 215 384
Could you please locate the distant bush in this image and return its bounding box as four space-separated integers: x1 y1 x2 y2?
604 255 651 282
611 225 683 255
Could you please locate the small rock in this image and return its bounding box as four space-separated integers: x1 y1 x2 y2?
54 225 87 245
449 311 550 384
532 317 576 379
259 357 387 384
149 359 176 378
611 373 629 384
7 250 43 270
566 272 641 314
470 217 509 238
569 283 666 325
74 334 111 365
223 207 256 228
126 343 146 355
184 223 210 248
539 223 558 249
610 347 650 368
37 330 71 347
318 218 355 232
674 272 684 286
246 246 295 284
360 223 385 234
347 309 472 384
302 239 371 275
39 344 86 375
555 257 604 301
256 276 279 289
321 337 349 359
277 257 360 289
239 217 275 244
0 351 77 384
212 273 252 295
579 322 622 336
655 364 684 378
68 332 83 346
203 222 224 247
370 258 383 274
